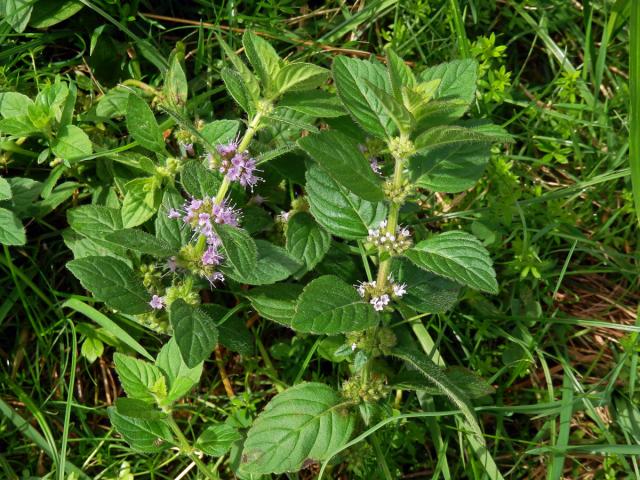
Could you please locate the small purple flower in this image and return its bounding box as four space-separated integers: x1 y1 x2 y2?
212 201 240 227
182 143 195 156
370 294 390 311
149 295 165 310
216 140 238 157
167 257 177 272
207 271 225 284
201 245 223 266
370 158 382 174
392 283 407 297
168 208 181 219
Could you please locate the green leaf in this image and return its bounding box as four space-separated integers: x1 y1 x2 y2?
245 283 303 326
169 299 218 368
126 94 165 153
180 160 221 198
0 207 26 246
411 142 492 193
66 256 151 314
51 124 92 162
386 48 415 100
212 224 258 280
200 120 240 147
242 383 355 474
419 59 478 103
155 337 203 403
216 314 254 355
445 367 495 398
121 177 161 228
391 347 482 438
4 0 33 33
115 398 165 420
0 177 12 201
106 229 174 257
298 130 384 202
363 79 414 134
108 407 173 453
291 275 378 334
306 163 386 240
274 63 329 95
80 336 103 363
164 53 188 108
225 240 302 286
220 67 253 114
242 31 281 91
217 33 260 103
0 116 39 136
196 424 241 457
96 86 132 118
67 205 123 239
285 212 331 275
279 91 345 118
28 0 83 28
405 231 498 294
332 56 394 138
414 123 512 153
113 353 164 402
155 189 190 250
0 92 34 117
391 259 460 313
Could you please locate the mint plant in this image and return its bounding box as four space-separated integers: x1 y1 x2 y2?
61 32 512 478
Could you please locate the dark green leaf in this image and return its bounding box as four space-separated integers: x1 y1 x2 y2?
196 424 242 457
108 407 173 453
245 283 303 326
285 212 331 275
418 59 478 103
0 207 25 245
169 299 218 368
106 229 174 257
126 94 165 153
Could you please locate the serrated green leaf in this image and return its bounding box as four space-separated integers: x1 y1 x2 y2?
386 48 415 99
196 424 241 457
4 0 33 33
274 63 329 95
411 142 492 193
225 240 302 285
306 163 387 240
0 177 12 201
200 120 240 147
155 337 203 403
241 382 355 474
419 59 478 103
28 0 83 28
121 177 161 228
51 124 92 162
405 231 498 294
332 56 394 138
169 299 218 368
298 130 384 202
391 258 460 313
126 94 165 153
164 53 188 109
0 92 34 117
217 33 260 103
0 207 26 245
0 115 39 136
155 189 190 250
291 275 378 334
220 67 253 114
285 212 331 276
245 283 303 326
67 205 123 239
108 407 173 453
106 229 174 257
180 160 221 199
115 398 165 420
279 90 345 117
212 224 258 280
243 31 281 92
80 336 103 363
67 256 151 314
114 353 164 402
414 123 512 153
363 79 414 134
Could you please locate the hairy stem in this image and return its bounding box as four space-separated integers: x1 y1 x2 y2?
167 415 218 480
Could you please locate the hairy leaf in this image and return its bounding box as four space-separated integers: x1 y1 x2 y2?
169 299 218 368
108 407 173 453
113 353 164 402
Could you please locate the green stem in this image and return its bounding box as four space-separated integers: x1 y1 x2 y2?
371 433 394 480
167 416 218 480
121 79 159 96
214 111 263 204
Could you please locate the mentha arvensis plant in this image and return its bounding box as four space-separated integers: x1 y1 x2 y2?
65 32 512 478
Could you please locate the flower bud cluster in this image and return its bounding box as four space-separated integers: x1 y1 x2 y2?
356 277 407 311
383 178 413 204
366 220 412 255
346 328 397 357
388 135 415 159
174 129 196 156
207 140 261 189
342 373 388 403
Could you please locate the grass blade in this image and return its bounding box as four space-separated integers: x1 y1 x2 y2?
631 0 640 222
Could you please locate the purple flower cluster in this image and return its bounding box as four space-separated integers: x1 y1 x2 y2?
209 141 261 189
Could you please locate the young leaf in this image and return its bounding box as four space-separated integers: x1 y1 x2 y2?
0 116 39 136
155 337 203 403
106 229 174 257
244 283 303 326
196 424 241 457
126 94 165 153
405 231 498 294
217 33 260 103
66 256 151 314
0 92 34 117
274 63 329 95
108 407 173 453
241 382 355 474
298 130 384 202
332 56 394 138
51 124 92 162
411 142 492 193
363 79 414 134
113 353 164 402
418 59 478 104
225 240 302 286
279 91 345 118
0 207 26 246
391 258 460 313
291 275 378 334
164 53 188 109
121 177 161 228
306 163 387 240
169 299 218 368
386 47 415 99
285 212 331 275
242 31 281 91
